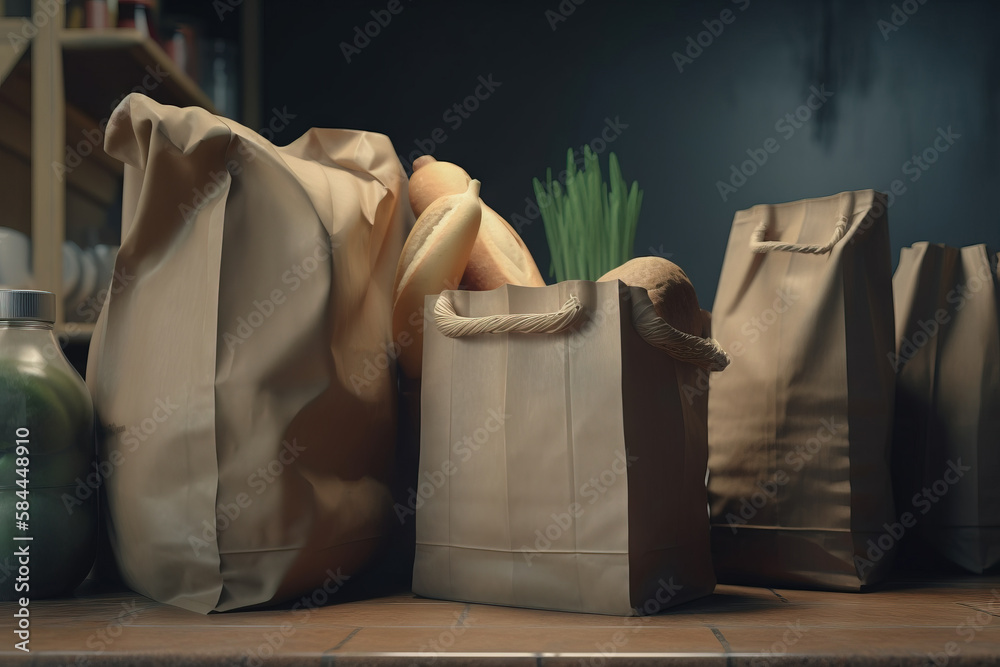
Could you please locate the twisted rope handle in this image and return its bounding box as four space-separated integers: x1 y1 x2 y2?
433 293 584 337
631 299 731 371
750 191 855 255
434 290 731 372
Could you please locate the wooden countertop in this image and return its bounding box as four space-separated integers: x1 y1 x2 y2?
2 574 999 665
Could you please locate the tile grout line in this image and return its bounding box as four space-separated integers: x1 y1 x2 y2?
957 602 1000 619
329 627 361 651
710 626 732 653
456 604 471 627
768 588 790 604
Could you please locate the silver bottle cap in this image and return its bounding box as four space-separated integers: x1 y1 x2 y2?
0 290 56 323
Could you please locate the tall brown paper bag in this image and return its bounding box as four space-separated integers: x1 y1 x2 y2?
412 280 729 615
708 190 897 591
892 242 1000 573
85 94 413 612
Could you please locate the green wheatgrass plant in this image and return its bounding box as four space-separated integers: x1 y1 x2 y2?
533 146 643 282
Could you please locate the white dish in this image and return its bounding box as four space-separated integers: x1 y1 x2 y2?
92 243 119 297
0 227 33 289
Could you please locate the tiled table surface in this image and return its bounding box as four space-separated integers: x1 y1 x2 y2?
2 576 999 666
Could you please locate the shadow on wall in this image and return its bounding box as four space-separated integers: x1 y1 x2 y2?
261 0 999 306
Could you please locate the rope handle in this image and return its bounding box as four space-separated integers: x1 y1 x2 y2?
433 290 731 371
630 297 730 371
749 191 855 255
433 293 584 338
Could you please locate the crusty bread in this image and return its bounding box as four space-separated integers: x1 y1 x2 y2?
409 156 545 290
599 256 703 337
393 180 483 379
409 157 470 214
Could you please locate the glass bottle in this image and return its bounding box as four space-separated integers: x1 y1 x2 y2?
0 290 97 600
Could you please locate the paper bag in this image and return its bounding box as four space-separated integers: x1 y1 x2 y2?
412 280 729 615
707 190 897 591
85 94 413 612
892 242 1000 573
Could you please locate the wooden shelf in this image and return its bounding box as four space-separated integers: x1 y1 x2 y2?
61 28 217 121
0 59 122 237
1 0 260 340
0 5 224 337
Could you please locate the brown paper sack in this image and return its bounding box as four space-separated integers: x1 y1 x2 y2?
892 243 1000 573
85 94 413 612
412 280 729 615
708 190 896 591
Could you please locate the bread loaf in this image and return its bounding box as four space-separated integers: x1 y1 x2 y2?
599 256 704 337
409 156 545 290
393 180 483 379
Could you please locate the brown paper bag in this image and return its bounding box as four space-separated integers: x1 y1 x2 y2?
412 280 729 615
892 242 1000 573
85 94 413 612
707 190 897 591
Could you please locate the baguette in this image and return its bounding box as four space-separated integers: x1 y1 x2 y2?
409 156 545 290
599 256 704 337
392 179 483 380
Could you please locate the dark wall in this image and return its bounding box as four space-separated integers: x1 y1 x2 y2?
260 0 999 307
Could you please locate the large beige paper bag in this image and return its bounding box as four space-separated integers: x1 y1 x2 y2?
892 242 1000 573
412 280 729 615
86 94 413 612
708 190 896 591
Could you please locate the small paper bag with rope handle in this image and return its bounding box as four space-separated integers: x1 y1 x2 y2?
412 279 729 615
707 189 897 591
